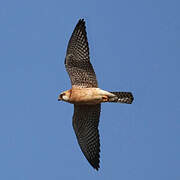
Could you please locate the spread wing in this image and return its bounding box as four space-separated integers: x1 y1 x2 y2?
72 104 101 170
65 19 98 88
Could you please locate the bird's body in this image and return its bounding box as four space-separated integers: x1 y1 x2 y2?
61 87 117 105
58 19 134 170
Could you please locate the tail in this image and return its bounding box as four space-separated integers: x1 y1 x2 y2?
109 92 134 104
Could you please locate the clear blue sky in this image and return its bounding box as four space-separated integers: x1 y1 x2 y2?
0 0 180 179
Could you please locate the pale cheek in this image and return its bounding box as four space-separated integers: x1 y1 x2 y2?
63 96 69 101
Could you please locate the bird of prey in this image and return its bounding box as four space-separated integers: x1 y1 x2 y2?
58 19 134 170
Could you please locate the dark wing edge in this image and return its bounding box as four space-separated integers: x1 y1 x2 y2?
65 19 98 88
72 104 101 170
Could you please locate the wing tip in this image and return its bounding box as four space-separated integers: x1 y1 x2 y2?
94 166 100 171
88 155 100 171
76 18 86 28
78 18 85 23
72 18 86 36
90 161 100 171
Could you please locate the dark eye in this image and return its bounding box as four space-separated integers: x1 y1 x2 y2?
60 93 65 98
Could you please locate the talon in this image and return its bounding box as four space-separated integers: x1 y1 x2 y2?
102 95 109 102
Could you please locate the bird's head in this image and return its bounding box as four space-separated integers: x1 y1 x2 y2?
58 90 71 102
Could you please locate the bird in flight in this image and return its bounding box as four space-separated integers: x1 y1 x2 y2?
58 19 134 170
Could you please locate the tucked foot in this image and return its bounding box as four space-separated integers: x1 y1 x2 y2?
102 95 109 102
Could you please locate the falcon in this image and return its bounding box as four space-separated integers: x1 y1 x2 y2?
58 19 134 170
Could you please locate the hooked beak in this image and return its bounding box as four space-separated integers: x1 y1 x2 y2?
58 95 62 101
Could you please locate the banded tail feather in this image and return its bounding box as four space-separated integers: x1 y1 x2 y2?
109 92 134 104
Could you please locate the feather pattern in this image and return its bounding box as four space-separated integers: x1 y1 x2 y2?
72 104 101 170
